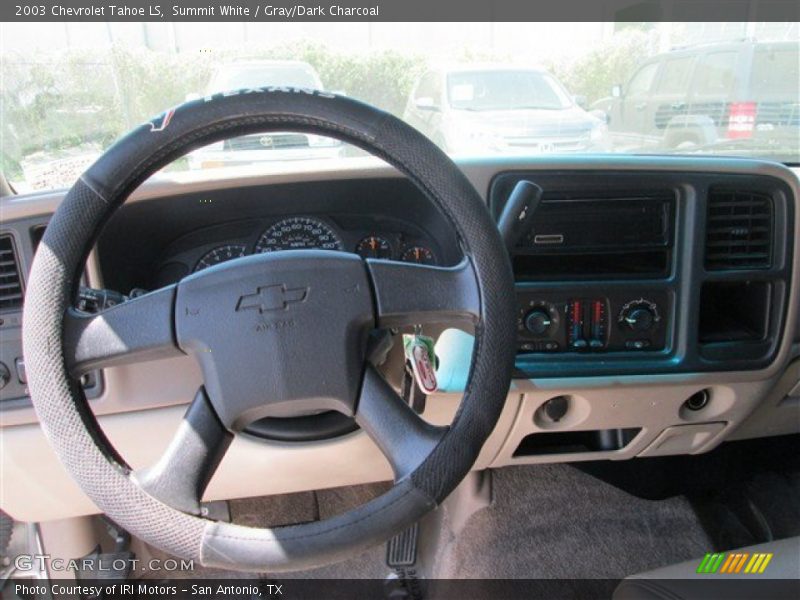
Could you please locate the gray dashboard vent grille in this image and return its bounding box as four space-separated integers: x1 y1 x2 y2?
0 235 23 310
705 189 773 270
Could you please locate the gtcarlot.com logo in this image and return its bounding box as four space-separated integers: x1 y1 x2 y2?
14 554 194 573
697 552 773 574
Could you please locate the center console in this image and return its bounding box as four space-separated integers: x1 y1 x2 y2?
509 190 674 354
490 169 794 378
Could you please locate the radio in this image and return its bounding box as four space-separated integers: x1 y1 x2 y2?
511 192 675 281
516 289 669 354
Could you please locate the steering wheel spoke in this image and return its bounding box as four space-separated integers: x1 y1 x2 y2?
64 285 182 377
366 257 480 328
355 365 446 481
133 388 232 515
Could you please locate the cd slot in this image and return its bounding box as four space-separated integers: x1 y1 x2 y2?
533 234 565 245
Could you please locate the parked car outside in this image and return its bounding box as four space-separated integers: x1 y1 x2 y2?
187 60 344 169
595 40 800 155
402 64 610 156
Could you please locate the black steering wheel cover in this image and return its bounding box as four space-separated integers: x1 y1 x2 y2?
22 90 517 570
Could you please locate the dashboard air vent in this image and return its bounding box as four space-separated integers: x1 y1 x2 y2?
0 235 23 310
705 189 773 270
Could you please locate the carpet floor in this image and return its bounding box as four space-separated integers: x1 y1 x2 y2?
139 464 712 584
434 464 711 579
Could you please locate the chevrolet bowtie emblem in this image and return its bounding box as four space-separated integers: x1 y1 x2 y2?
236 284 308 313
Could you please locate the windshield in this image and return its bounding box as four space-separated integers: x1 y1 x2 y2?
1 21 798 192
447 70 572 111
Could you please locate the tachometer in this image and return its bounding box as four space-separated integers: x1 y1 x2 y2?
356 235 392 259
254 217 343 253
194 244 247 272
401 246 436 265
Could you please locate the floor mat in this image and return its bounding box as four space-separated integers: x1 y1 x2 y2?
435 464 711 579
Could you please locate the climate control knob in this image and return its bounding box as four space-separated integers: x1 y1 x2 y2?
625 307 655 331
524 309 553 336
619 299 660 332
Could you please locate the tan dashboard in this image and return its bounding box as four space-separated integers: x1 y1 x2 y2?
1 156 798 522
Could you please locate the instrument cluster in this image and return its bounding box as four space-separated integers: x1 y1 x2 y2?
184 215 438 275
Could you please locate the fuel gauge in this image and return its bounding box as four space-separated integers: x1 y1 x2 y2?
356 235 392 259
401 246 435 265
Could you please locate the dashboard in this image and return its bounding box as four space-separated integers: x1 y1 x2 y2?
0 156 798 523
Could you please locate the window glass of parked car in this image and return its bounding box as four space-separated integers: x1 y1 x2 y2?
691 52 738 96
446 70 572 111
414 71 441 105
656 57 694 93
626 62 659 97
751 47 800 96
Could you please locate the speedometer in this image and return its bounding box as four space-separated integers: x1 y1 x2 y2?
254 217 343 253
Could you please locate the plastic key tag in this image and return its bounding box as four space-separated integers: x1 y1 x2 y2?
403 328 438 394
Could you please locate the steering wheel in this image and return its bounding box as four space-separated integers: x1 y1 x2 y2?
22 90 516 572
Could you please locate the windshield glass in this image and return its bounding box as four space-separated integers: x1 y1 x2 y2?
1 21 798 192
447 70 573 111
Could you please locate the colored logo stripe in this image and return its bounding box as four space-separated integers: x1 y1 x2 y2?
698 552 773 574
719 553 749 573
719 553 737 573
744 553 774 574
697 553 725 573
